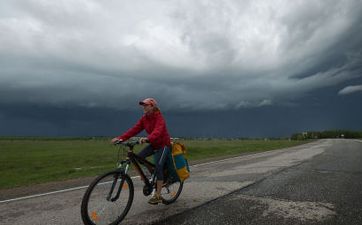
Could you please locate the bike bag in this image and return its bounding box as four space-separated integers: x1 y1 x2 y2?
170 142 190 182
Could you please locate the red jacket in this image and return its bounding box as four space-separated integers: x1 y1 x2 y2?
118 111 171 149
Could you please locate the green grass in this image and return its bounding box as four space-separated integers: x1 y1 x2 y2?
0 138 309 189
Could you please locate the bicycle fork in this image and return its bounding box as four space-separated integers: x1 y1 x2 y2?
107 163 130 202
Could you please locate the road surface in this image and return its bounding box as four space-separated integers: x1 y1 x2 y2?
1 139 361 225
155 139 362 225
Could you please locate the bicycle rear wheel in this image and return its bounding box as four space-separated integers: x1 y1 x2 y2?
161 181 183 205
81 171 134 225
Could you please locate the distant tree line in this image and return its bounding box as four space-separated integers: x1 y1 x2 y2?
291 130 362 140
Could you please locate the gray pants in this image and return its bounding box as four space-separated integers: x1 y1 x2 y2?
138 144 170 181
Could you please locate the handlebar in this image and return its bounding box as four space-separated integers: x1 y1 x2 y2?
114 137 151 148
114 140 140 148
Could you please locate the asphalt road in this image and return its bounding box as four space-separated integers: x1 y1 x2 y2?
1 139 360 225
154 139 362 225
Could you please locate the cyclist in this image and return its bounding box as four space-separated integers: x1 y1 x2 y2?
111 97 171 205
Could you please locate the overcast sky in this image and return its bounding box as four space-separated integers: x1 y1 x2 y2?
1 0 362 137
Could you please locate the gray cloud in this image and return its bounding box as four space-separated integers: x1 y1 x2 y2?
1 0 362 111
338 85 362 95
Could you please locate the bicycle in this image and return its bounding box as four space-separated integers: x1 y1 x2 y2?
81 139 184 225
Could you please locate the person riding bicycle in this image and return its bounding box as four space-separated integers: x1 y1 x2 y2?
111 97 171 205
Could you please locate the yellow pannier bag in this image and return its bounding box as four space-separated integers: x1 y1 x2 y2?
171 142 190 182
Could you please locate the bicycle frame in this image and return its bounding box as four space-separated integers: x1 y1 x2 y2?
116 143 157 192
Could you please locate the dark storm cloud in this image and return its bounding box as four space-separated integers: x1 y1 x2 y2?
1 0 362 111
2 83 361 137
1 0 362 138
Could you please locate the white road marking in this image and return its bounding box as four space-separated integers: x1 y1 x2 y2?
193 141 325 168
192 150 274 167
0 185 89 204
0 175 140 204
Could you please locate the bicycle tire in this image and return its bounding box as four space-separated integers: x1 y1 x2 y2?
81 171 134 225
161 181 183 205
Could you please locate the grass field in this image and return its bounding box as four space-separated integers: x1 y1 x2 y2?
0 138 309 189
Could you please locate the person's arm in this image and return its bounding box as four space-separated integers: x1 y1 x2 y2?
116 117 145 141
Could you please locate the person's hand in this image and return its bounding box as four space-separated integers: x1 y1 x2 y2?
111 137 122 144
139 137 149 144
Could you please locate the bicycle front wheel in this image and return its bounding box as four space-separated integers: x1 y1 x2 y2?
81 171 134 225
